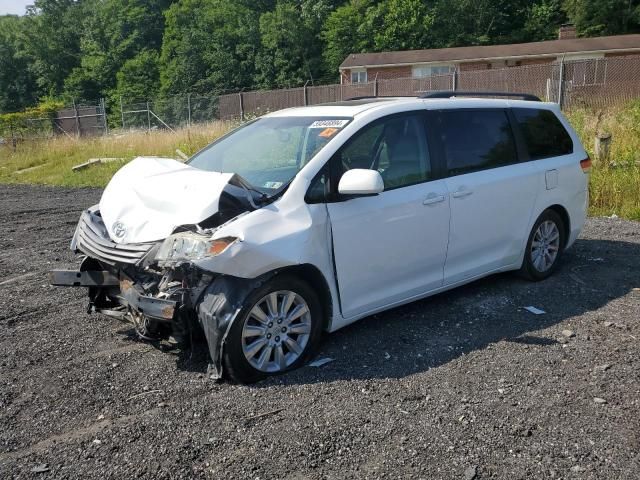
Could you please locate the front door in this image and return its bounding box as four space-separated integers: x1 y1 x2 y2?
325 113 451 319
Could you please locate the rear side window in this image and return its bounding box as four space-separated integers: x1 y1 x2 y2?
513 108 573 160
437 110 518 176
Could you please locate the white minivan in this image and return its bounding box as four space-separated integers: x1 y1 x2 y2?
52 92 590 382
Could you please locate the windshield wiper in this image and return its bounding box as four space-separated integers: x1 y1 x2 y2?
229 174 269 209
268 179 293 201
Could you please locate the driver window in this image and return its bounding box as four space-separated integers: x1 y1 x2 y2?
335 114 430 191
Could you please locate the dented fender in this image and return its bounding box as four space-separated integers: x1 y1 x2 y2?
194 202 342 379
192 203 312 277
197 273 276 380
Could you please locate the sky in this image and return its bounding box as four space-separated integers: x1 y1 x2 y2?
0 0 33 16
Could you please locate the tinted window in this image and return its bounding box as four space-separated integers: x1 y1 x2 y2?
336 114 431 190
437 110 518 176
305 164 330 203
514 108 573 160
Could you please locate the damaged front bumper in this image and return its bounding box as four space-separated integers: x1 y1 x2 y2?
49 269 178 322
50 261 271 381
51 205 263 381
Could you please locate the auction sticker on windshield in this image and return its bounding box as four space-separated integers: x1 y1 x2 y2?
318 128 339 138
309 119 350 129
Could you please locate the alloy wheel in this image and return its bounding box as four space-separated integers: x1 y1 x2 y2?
241 290 312 373
530 220 560 272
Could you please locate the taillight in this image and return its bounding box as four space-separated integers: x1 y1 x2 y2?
580 156 592 173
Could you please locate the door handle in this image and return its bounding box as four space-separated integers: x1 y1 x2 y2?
423 194 445 205
451 188 473 199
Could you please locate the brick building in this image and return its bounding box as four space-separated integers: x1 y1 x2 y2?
339 25 640 85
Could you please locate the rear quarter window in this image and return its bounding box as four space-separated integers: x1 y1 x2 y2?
513 108 573 160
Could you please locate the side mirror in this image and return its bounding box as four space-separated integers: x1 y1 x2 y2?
338 169 384 196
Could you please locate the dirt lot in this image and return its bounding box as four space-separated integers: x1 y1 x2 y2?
1 184 639 479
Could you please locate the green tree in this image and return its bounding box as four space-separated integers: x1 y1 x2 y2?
364 0 436 52
256 1 336 88
64 0 171 102
160 0 261 95
22 0 88 98
564 0 640 36
322 0 374 77
0 15 37 112
115 49 161 101
524 0 567 40
429 0 533 47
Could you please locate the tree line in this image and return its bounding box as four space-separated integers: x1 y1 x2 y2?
1 0 638 114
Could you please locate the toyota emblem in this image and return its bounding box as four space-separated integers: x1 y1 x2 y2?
112 221 127 239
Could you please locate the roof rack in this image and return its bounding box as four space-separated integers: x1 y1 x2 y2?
344 95 415 101
420 91 541 102
344 96 378 101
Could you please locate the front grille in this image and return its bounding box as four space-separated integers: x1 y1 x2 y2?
76 210 154 265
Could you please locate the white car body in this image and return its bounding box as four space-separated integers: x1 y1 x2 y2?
216 98 586 328
53 95 589 380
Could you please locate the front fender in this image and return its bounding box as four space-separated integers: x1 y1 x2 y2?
192 202 316 278
197 272 277 380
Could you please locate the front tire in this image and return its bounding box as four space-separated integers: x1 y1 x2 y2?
222 275 323 383
519 209 566 281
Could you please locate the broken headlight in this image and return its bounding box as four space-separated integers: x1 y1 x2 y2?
155 233 239 264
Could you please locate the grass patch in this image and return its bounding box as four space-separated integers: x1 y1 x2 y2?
0 122 232 187
567 99 640 220
1 104 639 220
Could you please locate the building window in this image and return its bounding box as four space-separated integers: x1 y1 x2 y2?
567 58 607 86
350 69 367 84
412 64 454 77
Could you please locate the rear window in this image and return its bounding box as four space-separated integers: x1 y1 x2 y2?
513 108 573 160
437 109 518 176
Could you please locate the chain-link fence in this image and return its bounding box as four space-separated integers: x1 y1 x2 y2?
5 55 640 145
118 94 221 131
8 54 633 143
0 100 108 148
120 55 640 130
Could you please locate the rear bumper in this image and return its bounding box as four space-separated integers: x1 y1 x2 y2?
49 269 178 322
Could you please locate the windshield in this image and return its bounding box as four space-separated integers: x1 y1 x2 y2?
188 116 351 194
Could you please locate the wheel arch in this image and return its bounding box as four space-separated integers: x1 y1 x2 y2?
197 264 334 380
545 204 571 248
273 264 333 333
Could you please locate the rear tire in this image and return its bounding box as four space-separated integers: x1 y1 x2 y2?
222 274 323 384
519 209 566 281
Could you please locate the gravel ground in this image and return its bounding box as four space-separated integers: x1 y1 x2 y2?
1 184 639 480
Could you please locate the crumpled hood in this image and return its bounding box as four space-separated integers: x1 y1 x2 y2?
100 157 234 244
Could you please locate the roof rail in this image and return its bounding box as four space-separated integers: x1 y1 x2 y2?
421 91 542 102
344 96 378 101
344 95 416 101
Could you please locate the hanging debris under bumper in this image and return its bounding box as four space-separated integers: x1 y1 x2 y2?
118 277 178 321
49 269 119 287
49 269 179 322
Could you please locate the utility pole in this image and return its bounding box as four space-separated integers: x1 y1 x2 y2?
73 99 80 137
187 93 192 128
558 56 565 109
120 96 125 129
101 98 109 136
239 91 245 121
